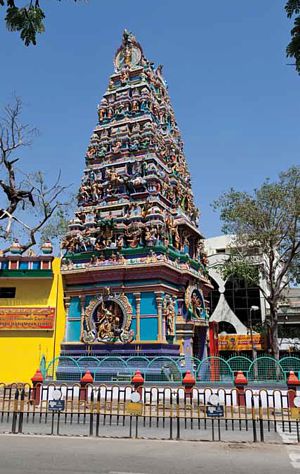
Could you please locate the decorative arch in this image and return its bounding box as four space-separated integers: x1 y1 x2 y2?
45 356 81 381
227 356 252 376
82 293 134 344
280 356 300 379
248 356 284 382
197 356 233 383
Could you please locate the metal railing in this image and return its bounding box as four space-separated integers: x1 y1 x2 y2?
43 355 300 384
1 383 299 443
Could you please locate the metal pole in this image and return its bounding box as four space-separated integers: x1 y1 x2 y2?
250 308 255 361
250 306 259 379
252 397 257 443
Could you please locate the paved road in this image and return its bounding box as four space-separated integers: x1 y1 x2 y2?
0 434 298 474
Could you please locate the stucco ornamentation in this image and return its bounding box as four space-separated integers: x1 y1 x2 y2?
82 293 134 344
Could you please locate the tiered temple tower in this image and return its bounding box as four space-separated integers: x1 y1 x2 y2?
60 31 212 373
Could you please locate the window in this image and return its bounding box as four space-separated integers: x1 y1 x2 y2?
224 276 261 326
0 287 16 298
32 261 40 270
1 261 8 270
278 324 300 338
19 261 28 270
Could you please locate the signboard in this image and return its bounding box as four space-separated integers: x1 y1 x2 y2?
0 307 55 330
294 397 300 408
206 405 224 418
125 402 143 416
218 334 267 351
48 400 65 411
290 408 300 420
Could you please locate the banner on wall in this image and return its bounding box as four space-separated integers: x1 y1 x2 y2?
0 307 55 330
218 334 267 351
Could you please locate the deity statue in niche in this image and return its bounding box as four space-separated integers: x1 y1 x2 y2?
163 295 176 336
132 100 139 112
195 239 204 261
112 140 122 154
116 234 124 251
120 67 130 85
82 296 134 344
185 286 206 321
173 226 180 249
125 223 141 248
145 226 158 246
183 235 190 255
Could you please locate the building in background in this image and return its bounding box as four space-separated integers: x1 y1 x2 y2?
0 250 65 383
205 235 300 356
276 287 300 354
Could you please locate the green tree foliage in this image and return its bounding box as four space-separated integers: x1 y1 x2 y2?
286 0 300 73
213 166 300 359
0 0 78 46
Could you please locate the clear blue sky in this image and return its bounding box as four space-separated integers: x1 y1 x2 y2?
0 0 299 237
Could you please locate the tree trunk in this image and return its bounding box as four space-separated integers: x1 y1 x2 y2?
268 305 280 360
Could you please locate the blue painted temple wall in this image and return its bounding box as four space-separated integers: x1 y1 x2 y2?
66 297 81 342
140 292 156 315
140 317 158 341
65 291 161 343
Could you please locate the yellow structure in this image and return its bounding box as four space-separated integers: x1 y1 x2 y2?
0 256 65 384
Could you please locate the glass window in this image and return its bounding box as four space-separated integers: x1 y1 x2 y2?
0 287 16 298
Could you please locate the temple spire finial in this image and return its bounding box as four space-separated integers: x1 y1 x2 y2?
114 30 144 72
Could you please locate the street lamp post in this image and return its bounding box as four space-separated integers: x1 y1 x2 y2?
250 305 260 380
249 305 260 362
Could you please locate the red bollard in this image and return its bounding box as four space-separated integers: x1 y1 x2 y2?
31 369 44 406
131 370 144 398
79 370 94 401
234 371 248 407
182 370 196 400
287 371 300 408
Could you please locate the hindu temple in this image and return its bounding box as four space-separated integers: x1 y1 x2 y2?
59 31 212 381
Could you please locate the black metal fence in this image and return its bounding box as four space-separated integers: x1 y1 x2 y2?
0 383 299 443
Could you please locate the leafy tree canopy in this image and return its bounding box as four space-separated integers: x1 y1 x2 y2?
213 166 300 358
1 0 78 46
286 0 300 73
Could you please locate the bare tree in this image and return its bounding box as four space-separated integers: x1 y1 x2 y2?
0 96 69 254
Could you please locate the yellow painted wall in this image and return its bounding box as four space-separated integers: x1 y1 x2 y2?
0 258 66 384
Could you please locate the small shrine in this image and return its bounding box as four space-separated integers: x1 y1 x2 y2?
59 31 212 378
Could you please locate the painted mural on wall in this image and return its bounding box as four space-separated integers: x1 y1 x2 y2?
82 294 134 344
185 285 207 321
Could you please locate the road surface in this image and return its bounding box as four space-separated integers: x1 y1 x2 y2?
0 434 299 473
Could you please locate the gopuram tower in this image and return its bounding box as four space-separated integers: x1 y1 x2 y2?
60 31 212 379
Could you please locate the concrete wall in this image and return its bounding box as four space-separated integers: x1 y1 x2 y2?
0 258 66 384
